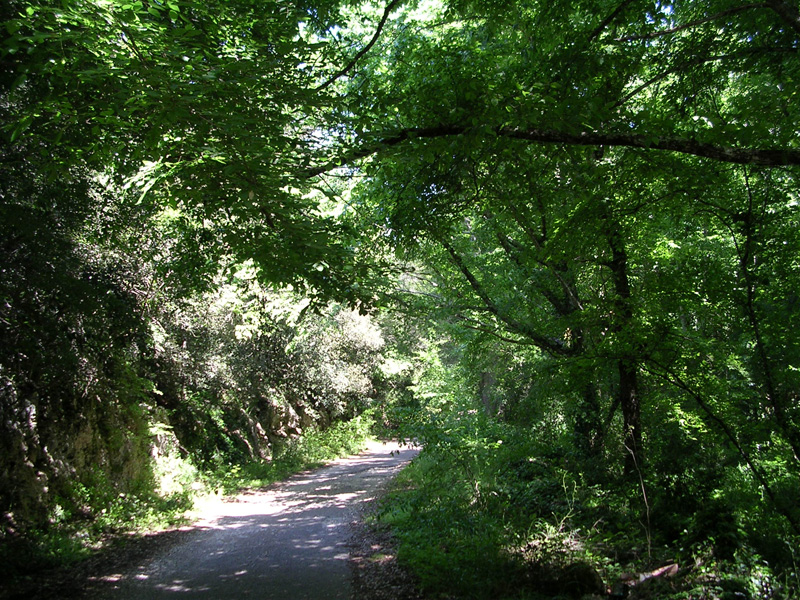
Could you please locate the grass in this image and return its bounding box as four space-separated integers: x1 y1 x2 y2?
0 491 193 585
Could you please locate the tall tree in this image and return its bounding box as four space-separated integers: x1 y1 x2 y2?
318 0 800 526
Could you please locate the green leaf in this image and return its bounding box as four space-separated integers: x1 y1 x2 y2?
10 115 32 142
5 20 21 35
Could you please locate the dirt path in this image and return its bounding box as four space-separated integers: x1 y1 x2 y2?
88 440 418 600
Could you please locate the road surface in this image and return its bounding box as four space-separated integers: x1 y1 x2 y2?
92 440 417 599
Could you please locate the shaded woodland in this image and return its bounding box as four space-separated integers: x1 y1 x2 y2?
2 0 800 597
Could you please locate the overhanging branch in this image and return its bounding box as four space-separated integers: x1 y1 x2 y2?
615 3 768 42
300 124 800 178
766 0 800 35
588 0 637 42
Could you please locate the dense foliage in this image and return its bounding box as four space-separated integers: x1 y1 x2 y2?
2 0 800 597
337 1 800 597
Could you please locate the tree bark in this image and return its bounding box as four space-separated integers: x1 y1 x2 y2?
302 125 800 178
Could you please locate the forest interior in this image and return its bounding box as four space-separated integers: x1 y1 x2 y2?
2 0 800 598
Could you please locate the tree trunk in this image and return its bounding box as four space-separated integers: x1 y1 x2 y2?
605 213 644 474
619 358 643 475
574 381 605 457
479 371 498 417
737 181 800 464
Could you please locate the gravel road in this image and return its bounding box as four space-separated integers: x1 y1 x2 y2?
91 440 418 600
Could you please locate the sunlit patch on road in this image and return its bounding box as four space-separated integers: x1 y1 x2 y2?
91 440 418 599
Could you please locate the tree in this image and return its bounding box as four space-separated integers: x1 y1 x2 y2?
318 0 800 533
2 0 386 298
1 0 383 533
3 0 800 577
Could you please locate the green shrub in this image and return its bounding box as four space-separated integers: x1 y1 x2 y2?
203 414 376 493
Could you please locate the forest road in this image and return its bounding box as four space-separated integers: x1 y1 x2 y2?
91 440 418 600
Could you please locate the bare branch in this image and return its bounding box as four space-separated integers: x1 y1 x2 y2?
315 0 403 92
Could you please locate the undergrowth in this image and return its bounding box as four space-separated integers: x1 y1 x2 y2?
377 409 800 600
203 412 376 493
0 485 192 584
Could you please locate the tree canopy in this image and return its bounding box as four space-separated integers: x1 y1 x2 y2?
2 0 800 596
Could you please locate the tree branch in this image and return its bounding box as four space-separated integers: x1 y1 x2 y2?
643 360 800 537
315 0 403 92
614 47 796 109
765 0 800 36
493 205 585 312
454 315 536 346
440 238 571 356
492 224 574 315
588 0 637 42
118 26 151 67
615 3 768 42
301 123 800 178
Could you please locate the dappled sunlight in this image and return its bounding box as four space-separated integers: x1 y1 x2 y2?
90 442 418 599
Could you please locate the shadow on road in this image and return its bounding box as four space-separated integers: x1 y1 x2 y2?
79 442 417 600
